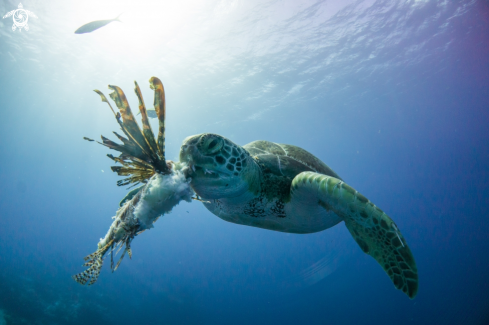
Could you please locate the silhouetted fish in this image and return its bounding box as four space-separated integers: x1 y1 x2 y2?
74 14 122 34
137 109 157 118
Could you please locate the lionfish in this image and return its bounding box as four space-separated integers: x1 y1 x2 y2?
72 77 180 286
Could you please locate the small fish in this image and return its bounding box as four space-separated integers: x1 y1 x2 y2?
137 109 157 118
74 13 122 34
83 137 94 142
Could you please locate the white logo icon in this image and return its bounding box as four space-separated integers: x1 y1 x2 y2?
2 3 37 32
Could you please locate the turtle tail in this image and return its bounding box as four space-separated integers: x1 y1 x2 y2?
87 77 171 187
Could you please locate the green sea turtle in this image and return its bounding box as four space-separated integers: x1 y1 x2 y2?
73 77 418 299
178 136 418 298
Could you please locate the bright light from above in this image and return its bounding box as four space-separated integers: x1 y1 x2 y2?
71 0 209 58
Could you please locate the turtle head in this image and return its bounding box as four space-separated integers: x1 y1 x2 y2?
179 133 260 199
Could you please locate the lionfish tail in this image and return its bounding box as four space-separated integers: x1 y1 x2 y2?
73 190 143 285
72 239 114 285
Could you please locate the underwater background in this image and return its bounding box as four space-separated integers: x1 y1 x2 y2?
0 0 488 324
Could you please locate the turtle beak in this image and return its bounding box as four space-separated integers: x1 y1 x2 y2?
179 143 197 178
184 162 196 177
179 143 194 165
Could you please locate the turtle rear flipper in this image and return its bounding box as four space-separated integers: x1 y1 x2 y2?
290 172 418 299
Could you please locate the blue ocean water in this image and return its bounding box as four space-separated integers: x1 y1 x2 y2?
0 0 488 324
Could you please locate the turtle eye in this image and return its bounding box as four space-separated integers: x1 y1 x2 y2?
201 136 223 155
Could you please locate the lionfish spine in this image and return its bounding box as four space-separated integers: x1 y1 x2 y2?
108 85 154 160
134 81 161 166
149 77 166 165
88 77 171 188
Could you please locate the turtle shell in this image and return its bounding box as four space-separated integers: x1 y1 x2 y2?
243 140 342 180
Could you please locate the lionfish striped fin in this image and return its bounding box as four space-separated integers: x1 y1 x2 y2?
93 90 146 162
87 77 172 188
93 90 142 158
106 153 155 186
134 81 160 163
113 247 127 272
108 85 154 160
99 135 138 157
93 90 117 116
149 77 166 163
112 131 139 150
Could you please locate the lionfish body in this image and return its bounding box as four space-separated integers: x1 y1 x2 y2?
72 78 193 285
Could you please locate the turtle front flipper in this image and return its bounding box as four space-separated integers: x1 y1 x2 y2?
119 184 145 207
291 172 418 299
